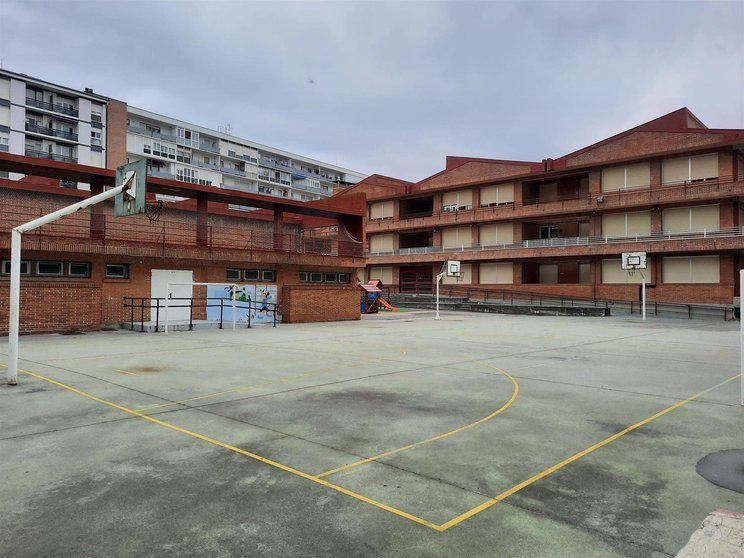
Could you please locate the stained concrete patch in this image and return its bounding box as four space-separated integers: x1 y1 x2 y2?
697 449 744 494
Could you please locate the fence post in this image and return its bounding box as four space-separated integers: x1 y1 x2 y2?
189 298 193 331
219 299 224 329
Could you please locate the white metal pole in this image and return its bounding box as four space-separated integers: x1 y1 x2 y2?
435 272 444 320
7 230 22 385
642 276 646 321
740 270 743 406
231 284 236 331
7 183 128 385
164 283 170 335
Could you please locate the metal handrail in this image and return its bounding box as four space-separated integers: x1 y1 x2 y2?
368 226 744 256
123 297 278 332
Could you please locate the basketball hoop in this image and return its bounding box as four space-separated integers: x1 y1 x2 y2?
144 200 165 224
628 269 635 277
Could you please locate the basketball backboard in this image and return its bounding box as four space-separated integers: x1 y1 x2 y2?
621 251 647 270
446 260 461 277
115 160 147 217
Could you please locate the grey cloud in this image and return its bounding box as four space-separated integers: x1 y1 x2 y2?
1 0 742 181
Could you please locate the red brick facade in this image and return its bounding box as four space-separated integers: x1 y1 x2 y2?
358 108 744 306
281 285 360 323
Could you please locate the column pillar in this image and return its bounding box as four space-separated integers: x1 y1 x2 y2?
196 192 209 246
89 176 105 240
273 207 285 250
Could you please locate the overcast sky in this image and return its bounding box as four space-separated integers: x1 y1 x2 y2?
1 0 742 181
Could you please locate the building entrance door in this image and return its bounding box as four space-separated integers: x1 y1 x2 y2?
151 269 193 323
400 266 432 294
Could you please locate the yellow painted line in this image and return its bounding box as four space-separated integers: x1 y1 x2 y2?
14 367 442 531
316 365 519 479
437 373 742 531
135 366 336 411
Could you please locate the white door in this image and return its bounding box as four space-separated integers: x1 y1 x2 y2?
151 269 193 323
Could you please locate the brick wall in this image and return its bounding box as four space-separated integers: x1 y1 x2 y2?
0 281 101 334
281 285 360 323
566 132 723 167
418 161 533 191
105 99 128 169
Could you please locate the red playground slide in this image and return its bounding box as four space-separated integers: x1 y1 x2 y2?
379 298 398 311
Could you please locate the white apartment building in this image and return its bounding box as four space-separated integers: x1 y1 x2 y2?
0 69 367 199
126 107 366 202
0 69 111 184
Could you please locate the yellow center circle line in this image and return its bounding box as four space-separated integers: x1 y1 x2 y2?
315 364 518 478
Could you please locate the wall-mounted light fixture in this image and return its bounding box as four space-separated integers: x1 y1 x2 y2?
596 196 605 204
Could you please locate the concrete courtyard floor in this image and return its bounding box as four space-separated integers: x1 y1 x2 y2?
1 311 743 557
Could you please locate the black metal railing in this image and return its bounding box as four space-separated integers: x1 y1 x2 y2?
26 97 79 117
25 122 78 141
123 296 278 332
24 148 76 164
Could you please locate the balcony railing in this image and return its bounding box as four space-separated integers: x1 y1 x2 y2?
198 141 220 154
24 148 76 164
25 123 78 141
367 226 744 257
0 204 364 259
127 124 178 143
368 176 744 231
26 97 79 117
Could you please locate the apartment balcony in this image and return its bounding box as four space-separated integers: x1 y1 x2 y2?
191 159 221 172
24 148 76 164
366 226 744 263
221 166 247 178
25 98 79 118
366 177 744 233
25 123 78 142
198 141 220 154
147 169 176 180
127 124 178 143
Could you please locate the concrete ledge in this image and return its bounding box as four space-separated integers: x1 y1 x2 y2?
676 509 744 557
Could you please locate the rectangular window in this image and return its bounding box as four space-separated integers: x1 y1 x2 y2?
338 273 350 284
261 270 276 282
243 270 259 281
36 261 64 276
601 163 651 192
91 131 102 147
662 205 719 233
479 263 513 284
299 272 309 282
226 269 241 281
310 272 323 282
662 153 719 184
663 256 720 283
105 264 129 279
480 183 515 206
68 262 90 278
1 260 31 275
324 273 338 283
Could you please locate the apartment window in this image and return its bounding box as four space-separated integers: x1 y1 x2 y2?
244 270 260 281
36 261 64 277
602 212 652 237
324 273 338 283
601 163 651 192
105 264 129 279
338 273 351 284
226 269 241 281
310 272 323 282
176 149 191 164
663 256 719 284
146 123 161 134
91 131 102 146
539 226 559 240
442 190 473 211
68 262 91 278
143 144 151 154
1 260 31 275
176 167 198 184
261 270 276 282
369 201 394 220
91 110 103 123
662 205 719 234
662 153 719 184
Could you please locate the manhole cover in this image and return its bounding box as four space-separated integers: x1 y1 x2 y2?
696 449 744 494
